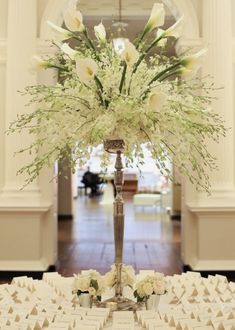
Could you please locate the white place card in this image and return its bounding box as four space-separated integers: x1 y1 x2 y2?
47 324 69 329
149 326 172 330
78 320 99 330
136 310 156 322
194 327 214 330
88 308 110 321
112 326 134 330
113 319 135 326
112 311 134 320
86 315 105 327
145 318 166 328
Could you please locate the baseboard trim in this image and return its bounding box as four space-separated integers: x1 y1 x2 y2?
183 264 235 278
58 214 73 221
0 264 57 280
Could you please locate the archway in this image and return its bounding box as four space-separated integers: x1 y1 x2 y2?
40 0 199 40
39 0 201 271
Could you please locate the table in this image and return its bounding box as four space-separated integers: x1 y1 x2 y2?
0 271 235 329
133 193 162 208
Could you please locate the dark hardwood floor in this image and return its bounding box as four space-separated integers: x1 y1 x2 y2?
0 193 181 284
57 193 182 276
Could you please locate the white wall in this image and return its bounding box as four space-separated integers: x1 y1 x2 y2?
0 0 7 190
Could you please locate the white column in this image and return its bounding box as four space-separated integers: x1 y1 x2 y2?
3 0 39 194
0 0 57 272
0 1 8 191
181 0 235 273
202 0 234 194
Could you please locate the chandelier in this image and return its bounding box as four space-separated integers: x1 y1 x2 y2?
113 0 129 54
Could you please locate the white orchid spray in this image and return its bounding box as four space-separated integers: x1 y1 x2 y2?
9 1 226 191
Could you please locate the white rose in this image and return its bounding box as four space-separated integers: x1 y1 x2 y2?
153 280 166 295
73 275 90 292
104 271 116 288
97 277 105 294
154 272 164 279
136 281 146 298
143 282 153 296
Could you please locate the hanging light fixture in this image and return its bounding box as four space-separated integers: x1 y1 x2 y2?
113 0 129 54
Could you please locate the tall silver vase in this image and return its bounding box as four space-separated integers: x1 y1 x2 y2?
102 139 136 310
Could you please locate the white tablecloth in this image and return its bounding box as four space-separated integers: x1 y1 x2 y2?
0 271 235 329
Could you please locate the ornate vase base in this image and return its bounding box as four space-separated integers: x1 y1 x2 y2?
97 296 139 311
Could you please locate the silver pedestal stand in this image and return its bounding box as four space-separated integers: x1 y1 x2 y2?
99 139 137 311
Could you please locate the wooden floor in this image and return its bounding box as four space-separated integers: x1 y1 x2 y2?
0 193 181 284
58 193 182 276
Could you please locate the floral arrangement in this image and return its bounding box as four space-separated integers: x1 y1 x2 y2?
9 0 226 191
72 270 105 301
105 264 135 289
134 273 166 302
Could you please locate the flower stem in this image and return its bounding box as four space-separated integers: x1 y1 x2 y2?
94 75 104 105
72 34 82 42
135 29 147 49
119 62 127 94
49 64 69 72
148 62 181 86
94 76 109 108
83 29 96 51
133 36 163 75
128 36 164 94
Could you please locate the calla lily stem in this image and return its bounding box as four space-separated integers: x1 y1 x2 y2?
148 62 181 86
119 62 127 94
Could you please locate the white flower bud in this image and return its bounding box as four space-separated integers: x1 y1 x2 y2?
94 22 106 42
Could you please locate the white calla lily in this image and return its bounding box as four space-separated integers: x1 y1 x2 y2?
163 16 184 38
156 29 167 47
94 22 106 42
68 0 78 11
47 21 73 41
176 67 196 79
120 41 139 66
64 8 85 32
76 58 98 83
148 87 167 111
181 48 207 72
30 55 51 71
61 43 77 60
144 3 165 34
